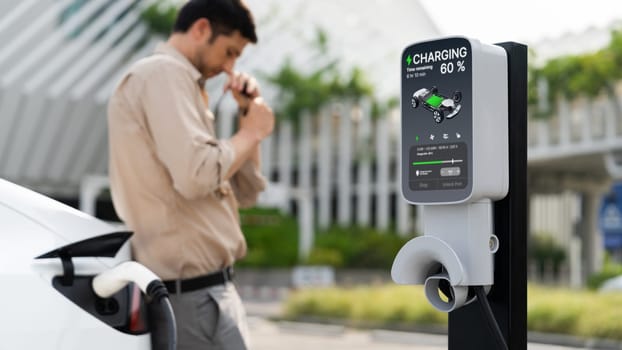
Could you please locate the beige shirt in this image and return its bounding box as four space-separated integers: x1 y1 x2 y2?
107 42 266 280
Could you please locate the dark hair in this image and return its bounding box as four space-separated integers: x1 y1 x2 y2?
173 0 257 43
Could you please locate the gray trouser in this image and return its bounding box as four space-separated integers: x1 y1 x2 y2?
148 282 251 350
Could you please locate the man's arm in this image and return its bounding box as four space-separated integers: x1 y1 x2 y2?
223 71 272 179
225 97 273 179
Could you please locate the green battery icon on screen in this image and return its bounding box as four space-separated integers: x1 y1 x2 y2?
425 94 444 108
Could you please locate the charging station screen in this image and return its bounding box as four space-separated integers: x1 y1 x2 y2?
401 38 473 203
410 142 468 191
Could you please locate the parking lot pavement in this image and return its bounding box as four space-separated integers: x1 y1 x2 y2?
248 317 444 350
248 317 585 350
243 300 587 350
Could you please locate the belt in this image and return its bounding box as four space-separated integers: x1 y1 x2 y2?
163 266 234 294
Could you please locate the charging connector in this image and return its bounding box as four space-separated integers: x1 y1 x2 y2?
93 261 177 350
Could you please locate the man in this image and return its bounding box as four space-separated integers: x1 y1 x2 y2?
107 0 274 349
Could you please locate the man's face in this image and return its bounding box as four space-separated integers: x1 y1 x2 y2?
196 30 249 79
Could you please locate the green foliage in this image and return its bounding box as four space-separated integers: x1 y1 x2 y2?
587 254 622 289
237 208 299 267
284 284 622 340
304 247 344 267
528 286 622 339
264 28 397 122
528 233 566 278
529 30 622 118
265 59 375 122
314 27 329 55
527 287 584 334
238 211 411 269
304 226 413 269
141 1 179 37
284 285 447 327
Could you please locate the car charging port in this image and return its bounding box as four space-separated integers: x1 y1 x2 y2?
92 261 177 350
95 297 120 316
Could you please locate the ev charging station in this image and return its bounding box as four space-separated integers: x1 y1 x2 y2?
392 38 527 349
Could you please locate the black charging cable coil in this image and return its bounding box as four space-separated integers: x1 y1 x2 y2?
146 280 177 350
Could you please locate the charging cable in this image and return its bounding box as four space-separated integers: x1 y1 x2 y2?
92 261 177 350
474 286 508 350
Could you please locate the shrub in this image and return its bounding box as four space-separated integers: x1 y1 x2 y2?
239 211 414 269
238 208 298 267
285 284 622 340
304 248 344 267
141 1 179 37
528 233 566 278
284 285 446 327
527 286 583 334
306 226 413 269
587 254 622 290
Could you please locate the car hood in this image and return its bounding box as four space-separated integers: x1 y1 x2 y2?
0 179 120 246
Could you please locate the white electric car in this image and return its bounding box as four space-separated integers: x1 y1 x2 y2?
0 179 152 349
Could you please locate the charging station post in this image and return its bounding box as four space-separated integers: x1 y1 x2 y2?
449 42 527 350
392 39 527 349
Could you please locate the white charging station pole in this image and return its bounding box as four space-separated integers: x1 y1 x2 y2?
391 38 527 349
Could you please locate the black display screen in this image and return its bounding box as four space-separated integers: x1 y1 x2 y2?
401 38 473 203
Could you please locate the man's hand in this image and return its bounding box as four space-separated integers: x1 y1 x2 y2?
224 71 260 112
239 97 274 142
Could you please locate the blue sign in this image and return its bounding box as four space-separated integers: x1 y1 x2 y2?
600 183 622 249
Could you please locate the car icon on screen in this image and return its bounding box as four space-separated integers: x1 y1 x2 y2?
411 86 462 123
